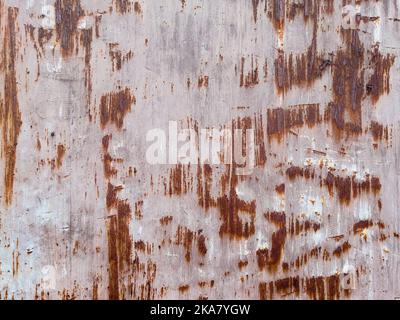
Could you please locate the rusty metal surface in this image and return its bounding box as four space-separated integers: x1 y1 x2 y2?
0 0 400 300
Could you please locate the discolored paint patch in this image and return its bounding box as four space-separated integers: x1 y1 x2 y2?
1 7 22 206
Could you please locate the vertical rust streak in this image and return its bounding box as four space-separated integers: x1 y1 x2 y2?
54 0 83 58
1 7 22 206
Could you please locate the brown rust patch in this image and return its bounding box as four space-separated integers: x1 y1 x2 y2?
56 144 66 169
273 2 326 95
178 285 189 293
326 29 364 138
217 165 256 239
275 183 285 195
197 233 207 256
106 182 132 300
260 272 346 300
269 0 285 35
256 226 287 272
100 88 136 129
366 46 395 104
80 28 93 115
38 27 53 51
102 135 117 179
175 225 194 263
109 44 134 72
353 220 373 234
54 0 84 58
238 260 249 270
1 7 22 206
198 75 209 88
264 211 286 228
240 56 259 88
134 2 142 15
251 0 260 23
288 216 320 236
168 164 192 196
332 241 351 258
114 0 132 14
267 104 321 141
286 168 382 205
160 215 173 226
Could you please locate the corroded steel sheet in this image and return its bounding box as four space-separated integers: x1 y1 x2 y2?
0 0 400 300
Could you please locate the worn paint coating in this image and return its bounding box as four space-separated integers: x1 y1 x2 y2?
0 0 400 300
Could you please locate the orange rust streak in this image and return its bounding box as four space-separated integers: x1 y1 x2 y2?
1 7 22 206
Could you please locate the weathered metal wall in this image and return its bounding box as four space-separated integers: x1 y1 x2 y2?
0 0 400 300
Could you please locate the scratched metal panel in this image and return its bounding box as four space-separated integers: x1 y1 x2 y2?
0 0 400 300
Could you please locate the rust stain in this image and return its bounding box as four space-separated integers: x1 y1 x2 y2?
134 2 142 15
1 7 22 206
332 241 351 257
326 29 364 138
80 27 93 117
100 88 136 130
175 225 195 263
240 56 259 88
197 233 207 256
259 272 350 300
353 220 373 234
102 135 117 179
54 0 84 58
197 75 209 88
256 225 286 272
370 121 389 142
160 215 173 226
114 0 132 14
178 285 189 293
106 182 132 300
267 104 321 141
366 46 395 104
38 28 53 52
275 183 285 195
109 43 134 72
238 260 249 270
56 144 66 169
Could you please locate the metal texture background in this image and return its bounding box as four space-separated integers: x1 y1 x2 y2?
0 0 400 300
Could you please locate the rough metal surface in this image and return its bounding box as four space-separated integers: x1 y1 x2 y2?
0 0 400 300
